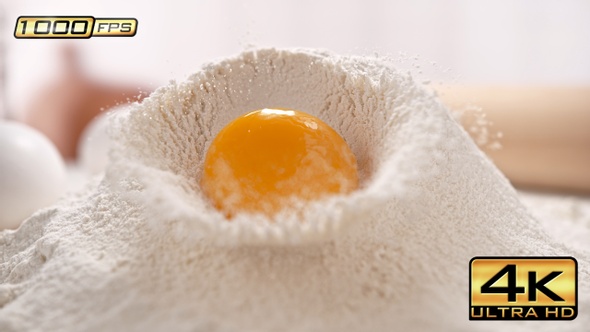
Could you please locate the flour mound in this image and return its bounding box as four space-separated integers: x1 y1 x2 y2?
0 48 588 332
108 48 438 245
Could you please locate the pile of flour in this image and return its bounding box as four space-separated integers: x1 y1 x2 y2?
1 48 588 331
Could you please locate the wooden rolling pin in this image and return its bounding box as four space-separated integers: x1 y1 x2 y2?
436 85 590 193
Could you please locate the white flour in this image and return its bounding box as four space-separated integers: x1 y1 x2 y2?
0 48 588 331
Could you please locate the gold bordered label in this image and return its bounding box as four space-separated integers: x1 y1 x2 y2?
14 16 137 38
93 18 137 37
470 257 577 320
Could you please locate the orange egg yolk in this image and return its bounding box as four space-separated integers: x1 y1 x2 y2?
200 108 359 218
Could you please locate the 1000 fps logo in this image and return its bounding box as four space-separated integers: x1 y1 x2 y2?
470 257 577 320
14 16 137 38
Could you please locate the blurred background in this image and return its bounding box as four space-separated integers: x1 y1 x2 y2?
1 0 589 193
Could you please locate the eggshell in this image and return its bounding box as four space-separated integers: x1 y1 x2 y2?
77 104 134 175
0 121 66 229
78 110 112 175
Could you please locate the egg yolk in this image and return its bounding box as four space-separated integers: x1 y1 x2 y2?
200 108 359 218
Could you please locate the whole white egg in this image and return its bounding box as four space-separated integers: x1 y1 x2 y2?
78 111 111 175
0 121 66 229
77 104 130 175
